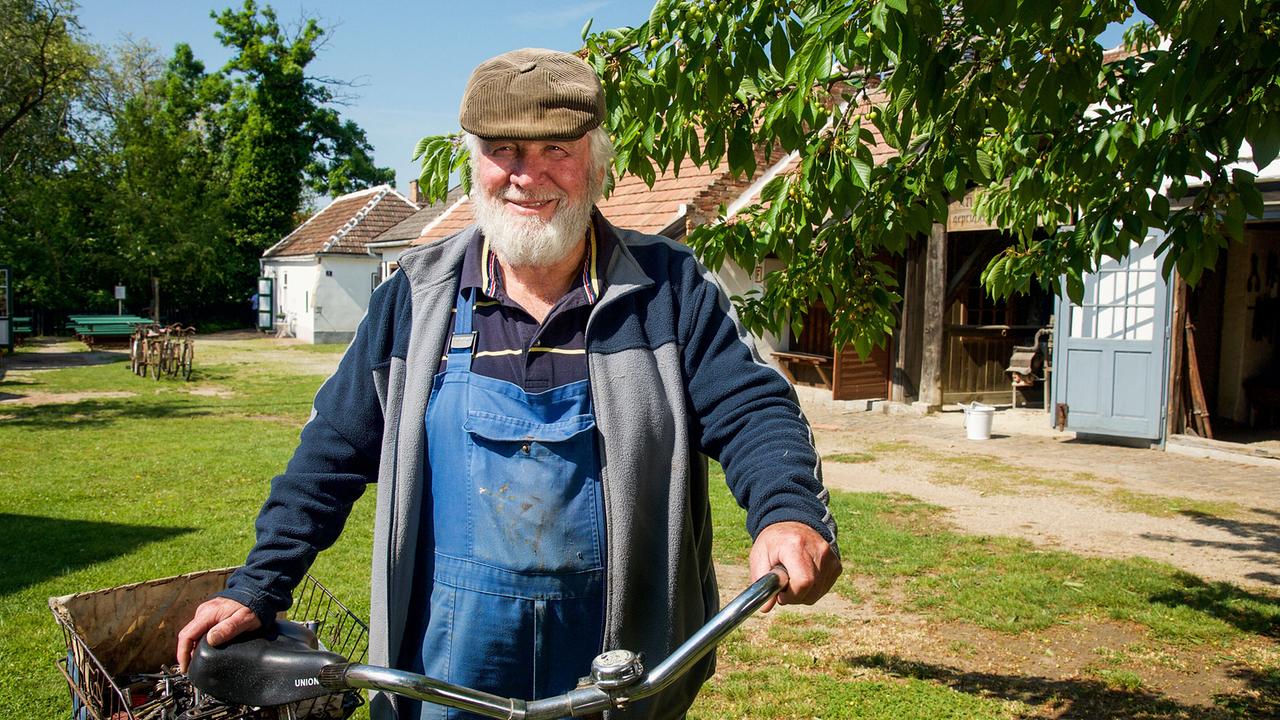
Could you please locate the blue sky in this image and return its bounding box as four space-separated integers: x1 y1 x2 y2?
79 2 1134 201
78 1 656 198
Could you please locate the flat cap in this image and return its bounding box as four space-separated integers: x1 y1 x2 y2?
459 48 605 140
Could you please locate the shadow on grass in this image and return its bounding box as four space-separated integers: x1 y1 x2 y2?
0 513 195 597
0 396 313 429
1216 665 1280 719
1147 572 1280 639
0 398 217 428
2 349 128 371
848 652 1253 719
1139 510 1280 595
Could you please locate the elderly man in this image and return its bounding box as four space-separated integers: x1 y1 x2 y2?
178 48 840 719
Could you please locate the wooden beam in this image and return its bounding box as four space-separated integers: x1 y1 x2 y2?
919 224 947 408
892 236 925 402
1167 275 1187 438
1186 322 1214 439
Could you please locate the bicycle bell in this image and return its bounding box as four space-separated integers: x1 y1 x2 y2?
589 649 644 690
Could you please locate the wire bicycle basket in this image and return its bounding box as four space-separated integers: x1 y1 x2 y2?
50 568 368 720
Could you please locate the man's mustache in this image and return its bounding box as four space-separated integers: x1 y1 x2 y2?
496 188 569 204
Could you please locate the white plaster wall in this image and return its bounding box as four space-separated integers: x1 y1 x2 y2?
260 258 315 340
312 255 380 344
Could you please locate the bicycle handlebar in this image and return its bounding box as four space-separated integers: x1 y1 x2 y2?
322 566 789 719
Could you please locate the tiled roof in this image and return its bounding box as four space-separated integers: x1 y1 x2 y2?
414 195 475 245
264 185 419 258
373 186 466 245
409 116 899 246
414 158 738 244
596 156 729 234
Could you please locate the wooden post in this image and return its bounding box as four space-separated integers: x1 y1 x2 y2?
892 236 926 403
1167 275 1187 438
1185 322 1214 439
919 224 947 409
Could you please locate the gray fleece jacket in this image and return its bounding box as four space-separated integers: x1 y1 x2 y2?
221 213 836 719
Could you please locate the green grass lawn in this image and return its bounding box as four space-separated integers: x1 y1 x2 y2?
2 337 1276 719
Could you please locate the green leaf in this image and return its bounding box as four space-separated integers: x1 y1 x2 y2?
975 148 993 181
852 156 873 188
885 0 907 13
728 125 756 177
1065 272 1085 305
648 0 668 34
1249 111 1280 170
581 17 593 41
1134 0 1170 24
1224 194 1245 243
770 21 790 74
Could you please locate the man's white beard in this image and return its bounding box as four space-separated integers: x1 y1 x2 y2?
472 186 594 268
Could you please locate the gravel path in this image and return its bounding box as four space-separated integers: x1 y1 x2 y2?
797 389 1280 594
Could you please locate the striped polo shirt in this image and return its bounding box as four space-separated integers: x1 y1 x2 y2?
441 214 614 392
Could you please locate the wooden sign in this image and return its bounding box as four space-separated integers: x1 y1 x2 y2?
947 190 1000 233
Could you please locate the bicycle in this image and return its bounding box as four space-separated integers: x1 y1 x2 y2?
187 567 789 719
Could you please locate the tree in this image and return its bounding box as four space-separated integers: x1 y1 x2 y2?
214 0 393 256
0 0 93 173
99 41 242 318
416 0 1279 353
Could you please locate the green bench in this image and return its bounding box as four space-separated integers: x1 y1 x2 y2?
67 315 153 350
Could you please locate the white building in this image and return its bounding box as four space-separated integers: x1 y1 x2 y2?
260 185 418 344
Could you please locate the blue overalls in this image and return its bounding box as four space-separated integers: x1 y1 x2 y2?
412 287 607 719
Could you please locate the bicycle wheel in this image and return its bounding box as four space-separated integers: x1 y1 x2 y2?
165 339 179 378
181 339 194 381
149 339 163 380
130 335 142 375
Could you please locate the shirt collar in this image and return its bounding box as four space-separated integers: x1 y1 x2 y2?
461 210 612 305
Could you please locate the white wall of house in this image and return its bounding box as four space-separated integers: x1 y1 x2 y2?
260 254 379 344
369 241 414 285
260 257 315 340
311 254 381 344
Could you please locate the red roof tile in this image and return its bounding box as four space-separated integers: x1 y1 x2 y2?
414 157 737 244
264 185 419 258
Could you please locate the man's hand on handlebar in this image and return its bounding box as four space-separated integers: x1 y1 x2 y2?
748 521 841 613
176 597 262 673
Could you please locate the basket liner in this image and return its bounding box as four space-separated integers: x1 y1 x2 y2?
50 567 236 680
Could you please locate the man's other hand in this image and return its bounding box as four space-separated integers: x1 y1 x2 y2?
748 521 842 613
176 597 262 672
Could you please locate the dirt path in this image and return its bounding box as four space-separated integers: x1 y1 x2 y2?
797 390 1280 594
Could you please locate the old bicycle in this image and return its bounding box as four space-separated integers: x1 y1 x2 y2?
187 567 790 719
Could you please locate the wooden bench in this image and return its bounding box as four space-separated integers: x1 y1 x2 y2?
771 350 835 389
67 315 153 350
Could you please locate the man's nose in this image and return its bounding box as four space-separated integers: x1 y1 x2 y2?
507 156 546 187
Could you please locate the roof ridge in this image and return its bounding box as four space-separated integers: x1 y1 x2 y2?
321 186 391 253
329 184 389 203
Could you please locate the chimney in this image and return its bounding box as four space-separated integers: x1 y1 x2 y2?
409 179 422 207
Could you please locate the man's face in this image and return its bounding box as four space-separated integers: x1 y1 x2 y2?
471 135 599 268
473 136 594 223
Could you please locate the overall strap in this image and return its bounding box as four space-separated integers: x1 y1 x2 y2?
446 287 476 373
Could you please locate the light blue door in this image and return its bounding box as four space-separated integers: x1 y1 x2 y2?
1052 235 1172 440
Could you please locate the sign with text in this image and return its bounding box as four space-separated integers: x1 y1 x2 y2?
946 190 1000 233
